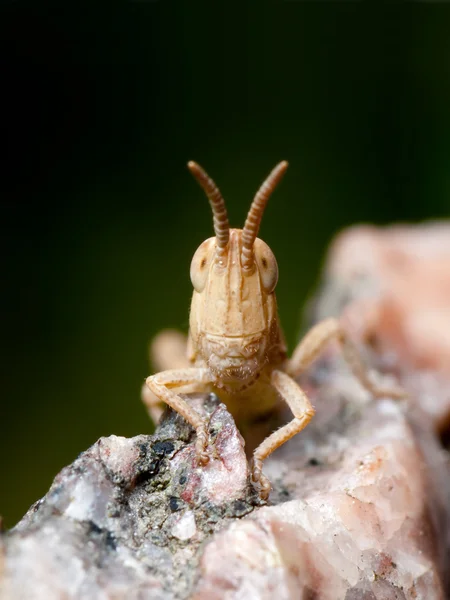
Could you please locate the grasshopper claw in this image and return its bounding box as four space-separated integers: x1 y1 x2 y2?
195 424 210 465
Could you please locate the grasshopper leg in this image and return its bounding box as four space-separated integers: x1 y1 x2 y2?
145 368 213 464
252 369 315 499
142 330 189 423
286 317 406 399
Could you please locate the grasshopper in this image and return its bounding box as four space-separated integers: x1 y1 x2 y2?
143 161 405 499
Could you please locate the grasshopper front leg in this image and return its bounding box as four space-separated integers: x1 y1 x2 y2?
252 370 315 499
145 368 213 464
142 330 189 423
286 317 406 399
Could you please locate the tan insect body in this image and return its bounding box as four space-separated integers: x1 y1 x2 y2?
144 161 406 499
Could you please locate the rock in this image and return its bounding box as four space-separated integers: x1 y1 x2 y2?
0 398 258 600
2 223 450 599
315 222 450 431
193 391 450 600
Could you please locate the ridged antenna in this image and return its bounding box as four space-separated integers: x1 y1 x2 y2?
188 161 230 255
241 161 288 269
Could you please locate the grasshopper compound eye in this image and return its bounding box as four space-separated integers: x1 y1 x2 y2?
253 238 278 293
190 238 215 293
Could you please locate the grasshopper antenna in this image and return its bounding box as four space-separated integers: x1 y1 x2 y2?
241 161 288 269
188 161 230 257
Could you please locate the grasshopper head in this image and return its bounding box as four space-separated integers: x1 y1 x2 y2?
187 161 287 383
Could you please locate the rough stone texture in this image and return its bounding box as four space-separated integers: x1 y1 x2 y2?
193 385 450 600
2 223 450 600
0 397 258 600
315 222 450 431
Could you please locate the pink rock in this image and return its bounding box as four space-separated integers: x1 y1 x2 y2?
321 223 450 430
194 394 449 599
172 403 249 506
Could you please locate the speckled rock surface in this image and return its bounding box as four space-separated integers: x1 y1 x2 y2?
2 223 450 600
193 377 450 599
0 398 258 600
315 222 450 431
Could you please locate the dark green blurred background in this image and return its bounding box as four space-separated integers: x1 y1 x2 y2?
2 2 450 527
